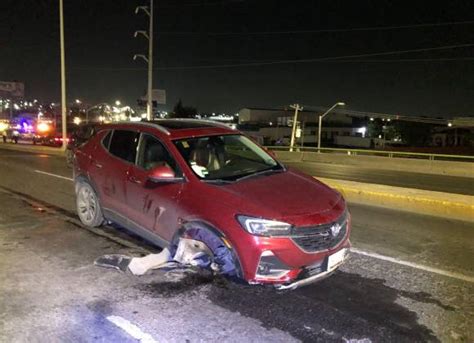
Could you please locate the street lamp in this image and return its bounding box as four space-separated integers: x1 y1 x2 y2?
75 99 81 104
115 100 121 106
317 102 345 152
59 0 67 151
134 0 154 121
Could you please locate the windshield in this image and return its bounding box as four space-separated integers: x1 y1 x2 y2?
174 134 282 181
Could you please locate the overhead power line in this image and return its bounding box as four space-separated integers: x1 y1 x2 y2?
70 43 474 71
157 20 474 36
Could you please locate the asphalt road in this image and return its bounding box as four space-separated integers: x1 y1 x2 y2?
284 161 474 195
0 147 473 342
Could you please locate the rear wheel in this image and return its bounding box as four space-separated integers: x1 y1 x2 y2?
76 181 104 227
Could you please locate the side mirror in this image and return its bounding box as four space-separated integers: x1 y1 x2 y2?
148 165 183 183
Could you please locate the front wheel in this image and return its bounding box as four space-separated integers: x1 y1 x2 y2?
171 226 242 280
76 181 104 227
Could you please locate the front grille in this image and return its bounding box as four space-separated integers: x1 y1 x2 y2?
291 213 348 253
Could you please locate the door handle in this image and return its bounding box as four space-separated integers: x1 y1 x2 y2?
94 162 103 169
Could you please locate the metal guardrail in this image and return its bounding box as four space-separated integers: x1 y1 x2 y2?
265 146 474 162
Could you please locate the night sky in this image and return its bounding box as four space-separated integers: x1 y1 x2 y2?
1 0 474 117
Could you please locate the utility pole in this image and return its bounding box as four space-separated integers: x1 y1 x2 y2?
317 102 345 152
134 0 154 121
289 104 303 152
301 121 306 147
59 0 67 151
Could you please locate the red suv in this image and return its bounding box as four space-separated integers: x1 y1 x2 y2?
74 120 351 290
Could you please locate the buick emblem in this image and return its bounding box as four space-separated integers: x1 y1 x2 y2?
330 223 342 237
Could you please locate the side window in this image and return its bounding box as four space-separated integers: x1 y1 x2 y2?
108 130 139 163
102 130 112 149
137 134 181 176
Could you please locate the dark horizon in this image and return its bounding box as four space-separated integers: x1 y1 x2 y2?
1 0 474 117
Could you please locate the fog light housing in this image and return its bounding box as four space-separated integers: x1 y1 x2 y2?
256 251 292 279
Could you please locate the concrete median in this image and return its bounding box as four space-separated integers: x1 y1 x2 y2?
318 177 474 223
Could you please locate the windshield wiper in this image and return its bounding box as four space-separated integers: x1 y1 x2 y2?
234 167 285 183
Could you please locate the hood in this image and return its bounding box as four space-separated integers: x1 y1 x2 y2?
215 169 342 220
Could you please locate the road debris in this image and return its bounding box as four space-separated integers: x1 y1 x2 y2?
94 238 216 276
94 254 132 272
128 249 172 276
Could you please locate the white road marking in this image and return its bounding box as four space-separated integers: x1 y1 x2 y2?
34 169 73 181
107 315 159 343
352 247 474 283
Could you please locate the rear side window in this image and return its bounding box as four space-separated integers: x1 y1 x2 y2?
108 130 139 163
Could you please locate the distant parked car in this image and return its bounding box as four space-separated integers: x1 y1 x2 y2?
40 133 71 147
74 119 351 290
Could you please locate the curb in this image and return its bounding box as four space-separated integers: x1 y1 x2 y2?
0 143 64 156
317 177 474 223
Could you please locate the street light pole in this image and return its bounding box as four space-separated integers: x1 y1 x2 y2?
289 104 303 152
134 0 154 121
317 102 345 152
147 0 154 121
59 0 67 151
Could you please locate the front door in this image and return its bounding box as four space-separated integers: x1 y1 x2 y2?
125 133 184 242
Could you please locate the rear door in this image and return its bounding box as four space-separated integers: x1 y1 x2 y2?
100 129 140 215
125 133 184 242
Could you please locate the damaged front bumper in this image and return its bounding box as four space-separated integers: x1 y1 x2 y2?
257 247 350 290
275 268 337 291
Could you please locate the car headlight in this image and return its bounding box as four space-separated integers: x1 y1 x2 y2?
237 215 292 237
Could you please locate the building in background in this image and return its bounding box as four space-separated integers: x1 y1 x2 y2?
238 107 356 146
237 107 473 150
431 117 474 147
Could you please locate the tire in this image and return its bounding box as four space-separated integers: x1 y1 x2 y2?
75 181 104 227
171 226 242 280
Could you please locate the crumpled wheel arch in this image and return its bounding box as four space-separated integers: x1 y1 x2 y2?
170 221 244 280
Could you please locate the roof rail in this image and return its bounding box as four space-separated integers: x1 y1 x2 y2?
161 118 236 130
105 121 171 135
134 121 171 135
